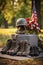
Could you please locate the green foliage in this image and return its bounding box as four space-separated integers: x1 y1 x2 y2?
0 0 32 26
1 0 13 24
16 4 31 19
15 0 32 20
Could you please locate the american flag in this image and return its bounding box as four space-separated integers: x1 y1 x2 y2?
29 0 41 32
31 0 38 23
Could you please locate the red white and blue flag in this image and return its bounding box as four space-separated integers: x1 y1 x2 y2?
28 1 41 32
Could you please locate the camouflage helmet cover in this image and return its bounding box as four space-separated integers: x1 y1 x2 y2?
16 18 27 27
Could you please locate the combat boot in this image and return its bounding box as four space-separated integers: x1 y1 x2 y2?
29 47 35 56
1 39 12 54
34 46 39 56
16 40 24 56
7 40 19 56
29 46 39 56
22 40 30 56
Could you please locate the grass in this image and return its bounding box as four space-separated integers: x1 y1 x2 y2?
0 28 17 47
0 34 10 47
0 28 43 47
0 28 17 35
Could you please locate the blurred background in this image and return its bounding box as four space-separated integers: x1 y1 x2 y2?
0 0 43 28
0 0 43 47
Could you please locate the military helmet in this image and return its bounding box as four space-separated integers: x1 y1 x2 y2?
16 18 27 27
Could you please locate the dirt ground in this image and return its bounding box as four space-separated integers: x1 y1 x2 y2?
0 58 43 65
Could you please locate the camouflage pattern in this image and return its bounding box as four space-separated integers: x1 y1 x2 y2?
22 40 30 56
7 35 19 55
1 39 12 54
16 40 24 56
16 18 27 27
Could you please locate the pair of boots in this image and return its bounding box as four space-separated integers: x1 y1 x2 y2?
1 39 19 56
1 39 30 56
7 39 19 55
16 40 30 56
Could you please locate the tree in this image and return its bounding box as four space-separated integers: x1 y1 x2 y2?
41 0 43 29
11 16 16 27
16 0 31 19
0 0 8 28
0 14 8 28
0 0 32 28
0 0 6 11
